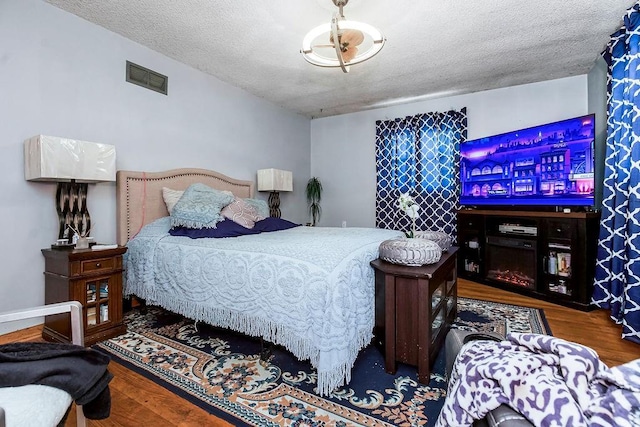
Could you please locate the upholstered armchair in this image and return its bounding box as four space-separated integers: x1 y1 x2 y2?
0 301 86 427
444 330 640 426
445 330 534 427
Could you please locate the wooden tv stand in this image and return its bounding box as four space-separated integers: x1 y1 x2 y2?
457 209 600 310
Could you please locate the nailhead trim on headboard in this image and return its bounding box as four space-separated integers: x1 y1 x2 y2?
116 169 254 246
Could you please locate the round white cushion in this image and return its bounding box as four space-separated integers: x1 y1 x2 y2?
415 230 452 252
379 238 442 266
0 384 72 427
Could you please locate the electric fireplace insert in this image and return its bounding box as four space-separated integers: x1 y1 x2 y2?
485 236 537 289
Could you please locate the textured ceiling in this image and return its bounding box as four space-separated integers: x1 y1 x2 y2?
45 0 633 118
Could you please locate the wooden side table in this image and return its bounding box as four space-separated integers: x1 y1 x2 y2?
371 247 458 383
41 246 128 346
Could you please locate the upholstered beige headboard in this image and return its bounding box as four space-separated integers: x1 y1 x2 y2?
116 168 254 246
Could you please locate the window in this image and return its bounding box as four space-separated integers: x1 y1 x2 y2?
375 109 467 238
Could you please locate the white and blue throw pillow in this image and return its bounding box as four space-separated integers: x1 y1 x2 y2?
243 198 270 219
170 183 234 229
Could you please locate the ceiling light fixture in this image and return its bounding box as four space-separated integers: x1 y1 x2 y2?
301 0 385 73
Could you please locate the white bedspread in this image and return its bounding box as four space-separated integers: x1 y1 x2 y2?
124 217 402 395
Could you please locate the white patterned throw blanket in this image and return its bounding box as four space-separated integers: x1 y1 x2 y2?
437 333 640 427
124 218 402 395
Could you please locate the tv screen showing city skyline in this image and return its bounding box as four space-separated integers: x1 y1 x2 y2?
460 114 595 207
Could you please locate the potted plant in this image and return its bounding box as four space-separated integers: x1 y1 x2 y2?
306 177 323 226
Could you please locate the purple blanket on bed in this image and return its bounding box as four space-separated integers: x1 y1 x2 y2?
436 333 640 427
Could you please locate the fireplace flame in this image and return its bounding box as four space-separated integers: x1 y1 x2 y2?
487 269 535 288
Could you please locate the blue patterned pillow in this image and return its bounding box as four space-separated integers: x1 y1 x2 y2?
170 183 234 229
243 198 270 219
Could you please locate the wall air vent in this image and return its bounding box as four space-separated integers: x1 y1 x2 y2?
126 61 168 95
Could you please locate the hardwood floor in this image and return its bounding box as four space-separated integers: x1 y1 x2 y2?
458 279 640 367
0 325 232 427
1 279 638 426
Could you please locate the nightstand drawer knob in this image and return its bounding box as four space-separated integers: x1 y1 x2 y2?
95 262 101 268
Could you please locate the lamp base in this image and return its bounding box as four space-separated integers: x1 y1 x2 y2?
56 181 91 239
268 191 281 218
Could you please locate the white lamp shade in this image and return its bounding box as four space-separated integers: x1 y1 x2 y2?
257 168 293 192
24 135 116 182
301 19 385 69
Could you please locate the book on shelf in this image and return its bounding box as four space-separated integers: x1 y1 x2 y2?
92 244 118 250
87 307 97 326
99 284 109 298
557 252 571 277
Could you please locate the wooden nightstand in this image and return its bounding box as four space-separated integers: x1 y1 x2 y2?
371 247 458 383
41 246 128 346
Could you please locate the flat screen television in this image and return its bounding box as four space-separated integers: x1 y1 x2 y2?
459 114 595 208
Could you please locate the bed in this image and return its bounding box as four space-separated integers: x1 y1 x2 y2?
116 168 403 395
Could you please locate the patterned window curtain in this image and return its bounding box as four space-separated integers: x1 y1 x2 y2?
592 3 640 344
375 108 467 240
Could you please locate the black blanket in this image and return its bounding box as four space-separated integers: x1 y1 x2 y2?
0 342 113 419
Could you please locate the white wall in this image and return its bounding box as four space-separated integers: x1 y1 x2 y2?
310 76 589 228
588 56 608 205
0 0 310 330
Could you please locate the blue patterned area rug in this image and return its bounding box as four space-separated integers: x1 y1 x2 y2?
95 298 550 426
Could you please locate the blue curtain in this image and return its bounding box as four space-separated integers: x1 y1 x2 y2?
592 3 640 344
375 109 467 239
